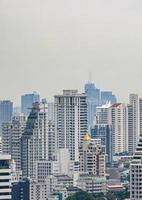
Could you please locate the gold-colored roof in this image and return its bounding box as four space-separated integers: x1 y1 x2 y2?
12 159 16 164
83 133 91 141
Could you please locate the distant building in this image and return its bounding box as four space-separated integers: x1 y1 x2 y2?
21 92 40 116
100 91 117 105
2 115 26 172
111 103 129 154
84 82 117 131
0 100 13 123
91 124 113 165
0 154 12 200
129 94 140 155
54 90 88 161
21 102 48 179
85 82 100 131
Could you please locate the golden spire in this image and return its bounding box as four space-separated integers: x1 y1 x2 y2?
83 133 91 141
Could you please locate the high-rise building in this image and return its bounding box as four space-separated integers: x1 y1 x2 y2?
111 103 129 154
12 179 30 200
79 134 106 177
0 100 13 123
48 102 55 122
85 82 100 131
100 91 117 105
21 92 40 116
91 124 112 165
21 102 48 179
2 115 26 172
130 135 142 200
0 154 12 200
54 90 88 161
95 102 111 125
129 94 140 154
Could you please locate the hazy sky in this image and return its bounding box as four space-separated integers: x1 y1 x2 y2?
0 0 142 105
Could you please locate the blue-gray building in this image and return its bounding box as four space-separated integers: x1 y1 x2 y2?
21 92 40 116
0 100 13 123
85 82 100 131
91 124 113 165
85 82 117 132
12 180 29 200
101 91 117 105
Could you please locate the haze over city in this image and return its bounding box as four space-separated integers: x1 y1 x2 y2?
0 0 142 104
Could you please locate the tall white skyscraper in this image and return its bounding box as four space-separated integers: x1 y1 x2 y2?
54 90 88 161
111 103 129 154
21 102 48 179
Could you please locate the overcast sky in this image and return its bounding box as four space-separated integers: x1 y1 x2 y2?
0 0 142 105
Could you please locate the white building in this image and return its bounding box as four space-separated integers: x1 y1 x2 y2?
54 90 88 161
21 102 49 179
30 180 50 200
0 154 11 200
130 135 142 200
35 160 59 183
95 102 112 125
77 173 106 194
111 103 129 154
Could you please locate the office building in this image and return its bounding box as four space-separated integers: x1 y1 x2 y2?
54 90 88 161
0 154 11 200
12 179 30 200
100 91 117 105
21 92 40 116
0 100 13 123
91 124 113 165
85 82 100 131
21 102 48 179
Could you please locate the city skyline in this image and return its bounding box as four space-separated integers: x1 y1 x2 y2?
0 0 142 104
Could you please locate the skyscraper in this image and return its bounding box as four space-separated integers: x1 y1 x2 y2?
100 91 117 105
2 115 26 172
129 94 140 154
85 82 100 131
111 103 129 154
91 124 112 165
21 92 40 116
21 102 48 179
0 100 13 123
130 135 142 200
54 90 88 161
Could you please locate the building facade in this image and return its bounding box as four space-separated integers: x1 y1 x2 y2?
21 102 48 179
21 92 40 116
0 100 13 123
54 90 88 161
